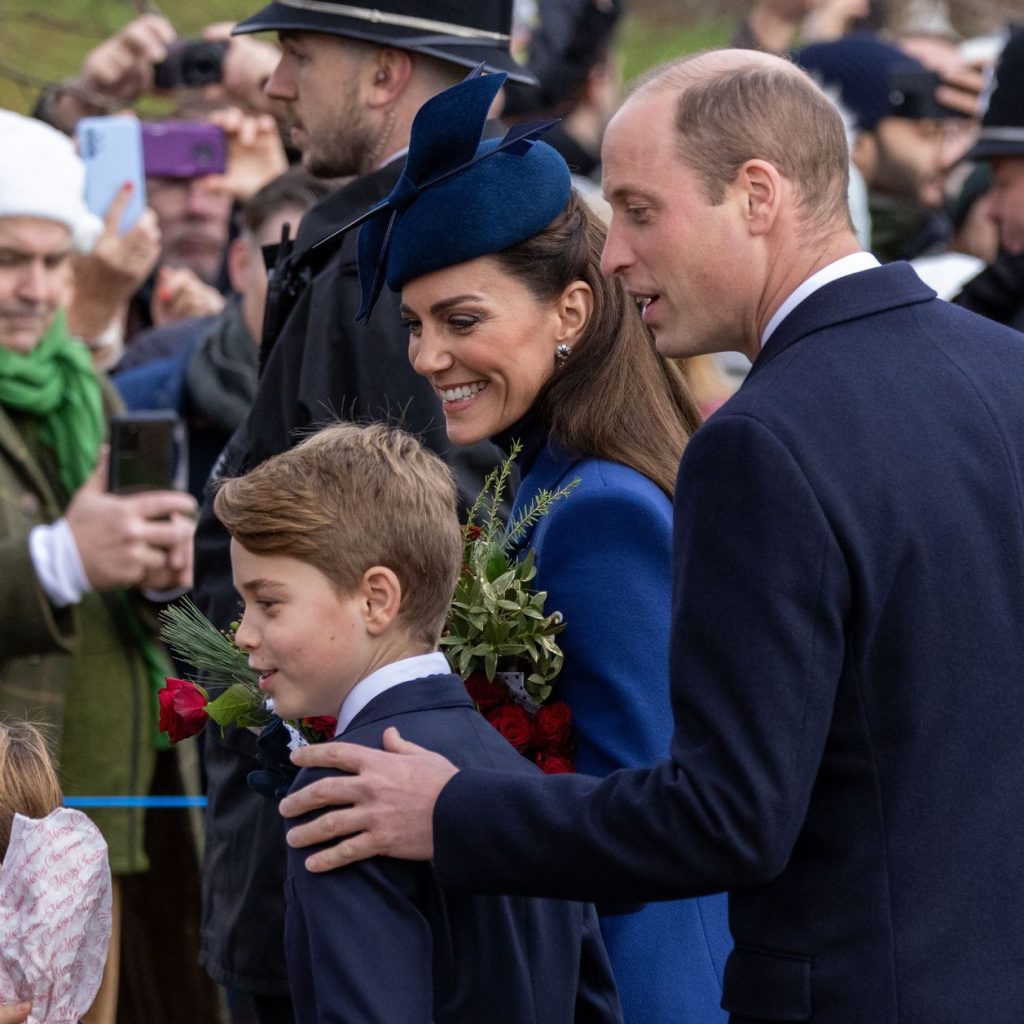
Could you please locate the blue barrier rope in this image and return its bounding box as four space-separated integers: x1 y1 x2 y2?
65 796 207 808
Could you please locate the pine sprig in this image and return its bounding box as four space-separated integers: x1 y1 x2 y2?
158 597 259 692
443 447 578 702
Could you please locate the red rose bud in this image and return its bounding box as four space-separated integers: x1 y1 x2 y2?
533 702 574 753
158 677 209 743
303 716 338 737
464 524 483 541
464 672 508 713
535 752 575 774
485 703 534 753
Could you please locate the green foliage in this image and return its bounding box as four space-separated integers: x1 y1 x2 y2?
206 682 271 729
441 446 577 703
619 17 733 83
158 596 259 692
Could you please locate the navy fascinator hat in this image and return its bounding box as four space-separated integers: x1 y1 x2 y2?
319 68 572 321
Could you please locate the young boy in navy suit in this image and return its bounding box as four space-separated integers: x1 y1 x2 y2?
214 422 621 1024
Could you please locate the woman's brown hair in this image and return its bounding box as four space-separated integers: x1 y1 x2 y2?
491 190 702 497
0 720 62 861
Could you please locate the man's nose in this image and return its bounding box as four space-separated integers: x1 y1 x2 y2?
16 261 51 304
600 218 633 278
265 56 294 102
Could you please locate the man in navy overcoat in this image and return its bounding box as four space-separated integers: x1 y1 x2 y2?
279 50 1024 1024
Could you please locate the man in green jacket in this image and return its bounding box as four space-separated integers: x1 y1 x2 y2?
0 110 195 1023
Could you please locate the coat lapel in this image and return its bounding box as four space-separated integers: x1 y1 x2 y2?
747 262 936 381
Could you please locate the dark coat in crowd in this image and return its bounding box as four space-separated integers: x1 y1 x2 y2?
433 263 1024 1024
953 250 1024 332
191 162 503 997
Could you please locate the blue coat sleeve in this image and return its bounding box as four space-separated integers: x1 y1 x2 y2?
434 414 850 899
528 464 731 1024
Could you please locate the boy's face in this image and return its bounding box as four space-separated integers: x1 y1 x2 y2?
230 541 372 720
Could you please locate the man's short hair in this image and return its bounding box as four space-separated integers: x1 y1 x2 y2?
214 422 463 646
632 52 852 231
237 166 334 238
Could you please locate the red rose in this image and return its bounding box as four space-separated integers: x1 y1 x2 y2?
464 524 483 541
302 716 338 739
485 703 534 754
535 752 575 774
533 702 573 753
464 672 508 712
158 677 209 743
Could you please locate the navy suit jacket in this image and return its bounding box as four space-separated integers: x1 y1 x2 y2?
286 674 622 1024
433 264 1024 1023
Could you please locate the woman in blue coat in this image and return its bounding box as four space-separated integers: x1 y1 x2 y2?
354 70 732 1024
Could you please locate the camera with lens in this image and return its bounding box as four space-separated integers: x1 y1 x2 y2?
153 40 228 90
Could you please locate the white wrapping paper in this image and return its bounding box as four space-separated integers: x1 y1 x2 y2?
0 808 112 1023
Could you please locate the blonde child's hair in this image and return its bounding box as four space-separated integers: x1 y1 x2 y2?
214 421 463 647
0 720 62 860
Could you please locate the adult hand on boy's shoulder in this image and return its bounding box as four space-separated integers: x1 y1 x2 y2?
281 728 458 871
0 1002 31 1024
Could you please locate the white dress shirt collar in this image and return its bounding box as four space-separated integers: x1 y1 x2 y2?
335 651 452 735
761 251 881 348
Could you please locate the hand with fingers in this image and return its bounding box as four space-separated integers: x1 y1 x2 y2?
68 182 161 343
65 448 198 592
150 265 227 326
279 727 459 871
0 1003 31 1024
79 13 177 106
203 106 288 203
201 23 282 116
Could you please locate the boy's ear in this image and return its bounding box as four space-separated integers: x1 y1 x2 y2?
360 566 402 635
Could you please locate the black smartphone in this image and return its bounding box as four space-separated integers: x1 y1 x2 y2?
108 412 186 494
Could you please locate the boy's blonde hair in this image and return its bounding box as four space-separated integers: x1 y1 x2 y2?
0 720 62 860
214 422 463 647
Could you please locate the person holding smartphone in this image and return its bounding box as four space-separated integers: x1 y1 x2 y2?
0 111 195 1024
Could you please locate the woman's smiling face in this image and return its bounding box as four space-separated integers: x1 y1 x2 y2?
402 256 573 446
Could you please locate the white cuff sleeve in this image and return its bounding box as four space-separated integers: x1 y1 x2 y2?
28 519 93 608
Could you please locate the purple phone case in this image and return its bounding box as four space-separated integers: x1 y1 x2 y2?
141 121 227 179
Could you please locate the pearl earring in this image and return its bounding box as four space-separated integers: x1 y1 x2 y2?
555 344 572 367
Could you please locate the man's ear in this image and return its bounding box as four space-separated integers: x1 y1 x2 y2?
227 236 252 295
737 159 783 237
366 48 414 107
360 566 403 635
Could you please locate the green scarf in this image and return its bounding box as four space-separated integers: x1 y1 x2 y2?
0 310 104 495
0 311 172 749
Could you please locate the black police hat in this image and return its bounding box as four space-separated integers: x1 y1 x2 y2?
232 0 537 86
964 27 1024 162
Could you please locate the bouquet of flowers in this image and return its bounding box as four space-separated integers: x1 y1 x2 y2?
157 444 578 773
442 443 579 773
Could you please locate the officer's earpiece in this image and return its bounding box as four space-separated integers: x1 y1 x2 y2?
375 69 387 84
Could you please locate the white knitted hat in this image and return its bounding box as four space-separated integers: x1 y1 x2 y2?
0 110 103 252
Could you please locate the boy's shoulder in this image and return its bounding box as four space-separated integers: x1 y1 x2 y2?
294 673 540 796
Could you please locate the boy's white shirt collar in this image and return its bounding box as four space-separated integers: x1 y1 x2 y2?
335 651 452 735
761 251 881 348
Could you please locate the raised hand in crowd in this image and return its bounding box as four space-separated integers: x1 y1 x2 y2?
67 181 161 368
64 448 197 592
203 106 289 202
41 14 177 133
150 264 226 327
801 0 870 44
202 22 282 116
